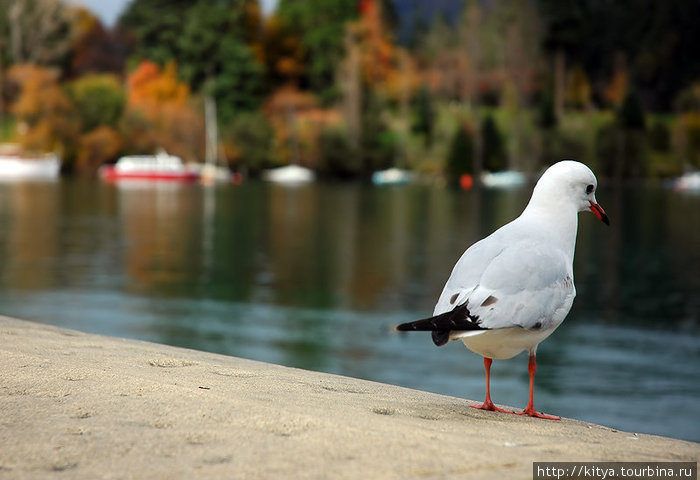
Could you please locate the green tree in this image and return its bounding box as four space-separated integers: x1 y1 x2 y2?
361 93 396 173
412 84 435 146
68 74 125 132
319 127 359 178
618 91 646 130
277 0 358 103
446 123 474 183
481 115 506 172
223 111 274 173
177 1 248 91
117 0 192 65
539 0 700 110
211 38 265 125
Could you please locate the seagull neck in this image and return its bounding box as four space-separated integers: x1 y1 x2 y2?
520 203 578 260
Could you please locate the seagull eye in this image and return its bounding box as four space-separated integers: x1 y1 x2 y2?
586 184 594 194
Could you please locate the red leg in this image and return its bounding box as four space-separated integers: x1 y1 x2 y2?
516 354 560 420
471 357 514 414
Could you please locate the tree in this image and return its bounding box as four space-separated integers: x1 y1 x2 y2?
68 8 126 77
319 127 359 178
277 0 358 103
76 126 122 176
481 115 506 172
127 60 189 111
123 61 203 162
4 0 73 66
68 74 125 132
222 112 274 173
117 0 192 65
412 84 435 146
177 1 247 91
446 123 474 183
539 0 700 110
211 38 265 124
618 91 646 131
261 14 306 88
361 91 396 172
8 64 79 156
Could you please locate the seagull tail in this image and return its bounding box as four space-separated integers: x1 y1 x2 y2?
395 304 486 347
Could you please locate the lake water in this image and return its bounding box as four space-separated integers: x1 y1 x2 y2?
0 179 698 442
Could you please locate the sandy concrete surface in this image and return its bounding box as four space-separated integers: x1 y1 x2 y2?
0 316 697 480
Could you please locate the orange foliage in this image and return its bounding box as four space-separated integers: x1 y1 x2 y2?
123 61 203 162
127 61 189 112
8 64 79 153
76 126 123 176
605 71 628 108
345 0 419 101
263 85 341 167
262 15 305 83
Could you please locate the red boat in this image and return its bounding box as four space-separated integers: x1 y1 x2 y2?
99 151 200 182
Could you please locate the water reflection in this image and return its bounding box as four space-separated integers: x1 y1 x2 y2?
0 179 698 441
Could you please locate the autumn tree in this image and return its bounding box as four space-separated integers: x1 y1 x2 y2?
127 61 189 111
7 64 79 157
124 60 203 162
68 8 125 77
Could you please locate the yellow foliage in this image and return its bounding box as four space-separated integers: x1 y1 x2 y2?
8 64 79 153
566 65 591 109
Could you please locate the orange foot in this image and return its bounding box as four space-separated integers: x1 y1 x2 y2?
516 406 561 420
470 400 515 414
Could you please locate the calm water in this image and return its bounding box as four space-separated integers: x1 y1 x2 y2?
0 179 698 442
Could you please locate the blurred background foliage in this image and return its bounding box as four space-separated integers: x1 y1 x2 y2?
0 0 699 179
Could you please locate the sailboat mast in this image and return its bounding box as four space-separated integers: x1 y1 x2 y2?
205 95 218 166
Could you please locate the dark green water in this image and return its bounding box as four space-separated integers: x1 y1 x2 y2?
0 179 698 441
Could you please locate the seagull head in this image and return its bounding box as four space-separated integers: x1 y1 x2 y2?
532 160 610 226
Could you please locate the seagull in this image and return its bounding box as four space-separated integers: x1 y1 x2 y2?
396 160 609 420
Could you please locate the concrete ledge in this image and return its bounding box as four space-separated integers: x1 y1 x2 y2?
1 315 697 479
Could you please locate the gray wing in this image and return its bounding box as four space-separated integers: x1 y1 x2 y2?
434 233 575 332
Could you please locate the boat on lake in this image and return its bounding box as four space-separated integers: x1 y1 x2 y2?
371 167 414 186
673 170 700 192
262 164 315 185
0 144 60 180
480 170 527 188
99 150 200 182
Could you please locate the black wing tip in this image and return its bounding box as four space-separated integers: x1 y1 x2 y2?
431 330 450 346
395 303 486 335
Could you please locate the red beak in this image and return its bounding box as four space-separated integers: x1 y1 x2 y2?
589 201 610 226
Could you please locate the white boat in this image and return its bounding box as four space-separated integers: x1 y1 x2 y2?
262 164 315 184
99 150 199 182
673 171 700 192
200 163 232 184
480 170 527 188
0 145 60 180
371 167 414 186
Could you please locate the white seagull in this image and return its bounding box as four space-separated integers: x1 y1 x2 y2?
397 160 609 420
